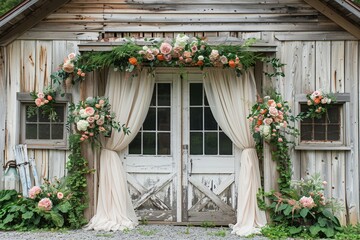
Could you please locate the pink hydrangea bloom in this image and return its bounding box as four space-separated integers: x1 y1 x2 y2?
29 186 42 199
299 196 316 209
38 198 53 211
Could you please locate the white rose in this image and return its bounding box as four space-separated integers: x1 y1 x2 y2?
198 55 204 61
79 109 88 118
76 120 89 131
142 46 149 51
327 98 332 104
175 34 189 48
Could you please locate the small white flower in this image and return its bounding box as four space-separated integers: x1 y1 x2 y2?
198 55 204 61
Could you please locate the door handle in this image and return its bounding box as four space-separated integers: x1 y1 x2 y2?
189 159 193 177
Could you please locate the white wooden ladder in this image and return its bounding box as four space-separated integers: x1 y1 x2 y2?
13 144 40 197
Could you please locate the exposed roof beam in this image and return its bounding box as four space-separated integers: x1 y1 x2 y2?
303 0 360 39
0 0 70 46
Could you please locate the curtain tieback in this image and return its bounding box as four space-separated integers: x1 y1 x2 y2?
242 147 256 151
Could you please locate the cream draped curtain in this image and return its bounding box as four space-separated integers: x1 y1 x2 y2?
203 69 267 236
85 69 155 231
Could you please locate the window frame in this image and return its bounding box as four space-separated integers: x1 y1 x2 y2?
295 93 351 151
17 92 72 150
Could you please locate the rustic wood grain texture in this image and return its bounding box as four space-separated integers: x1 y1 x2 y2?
344 41 359 224
0 47 6 190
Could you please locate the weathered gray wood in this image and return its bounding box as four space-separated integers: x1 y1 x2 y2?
0 47 6 190
189 174 234 212
344 41 359 224
13 145 32 197
315 41 331 91
133 172 176 209
275 32 358 41
188 177 234 213
136 210 174 222
127 173 170 210
187 211 235 223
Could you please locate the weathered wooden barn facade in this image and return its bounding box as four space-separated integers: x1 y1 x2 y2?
0 0 359 225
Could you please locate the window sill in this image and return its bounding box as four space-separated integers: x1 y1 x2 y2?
295 145 351 151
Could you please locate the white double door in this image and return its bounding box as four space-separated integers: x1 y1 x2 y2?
125 69 239 223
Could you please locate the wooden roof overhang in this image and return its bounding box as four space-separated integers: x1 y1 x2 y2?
0 0 71 46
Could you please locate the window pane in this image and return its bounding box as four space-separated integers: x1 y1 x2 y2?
129 132 141 154
52 124 64 139
190 83 202 106
150 87 156 106
54 105 65 122
26 106 37 122
190 132 203 155
301 124 313 141
219 132 233 155
39 124 50 139
314 125 326 140
158 108 170 131
205 132 217 155
300 105 312 123
204 95 209 106
143 108 156 130
327 124 340 141
26 124 37 139
143 132 156 155
327 106 340 124
158 83 171 106
39 109 50 122
158 133 170 155
190 107 203 130
204 107 217 130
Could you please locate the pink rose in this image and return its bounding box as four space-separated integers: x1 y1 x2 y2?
164 54 172 61
89 132 94 137
29 186 42 199
57 192 64 199
38 198 53 211
94 115 100 120
99 99 105 105
63 60 74 73
84 107 95 116
44 100 49 104
191 45 198 53
37 92 45 99
80 137 85 141
87 116 95 123
278 138 283 142
152 48 160 56
263 118 273 125
96 117 104 126
185 58 192 63
220 55 228 64
322 181 327 185
68 53 76 60
268 106 279 117
159 42 172 55
35 98 42 107
209 50 219 61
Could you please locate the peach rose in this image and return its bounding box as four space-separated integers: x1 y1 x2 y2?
63 60 74 73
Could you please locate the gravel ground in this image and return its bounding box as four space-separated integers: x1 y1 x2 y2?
0 225 269 240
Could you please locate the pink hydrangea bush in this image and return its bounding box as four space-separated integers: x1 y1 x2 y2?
266 174 343 238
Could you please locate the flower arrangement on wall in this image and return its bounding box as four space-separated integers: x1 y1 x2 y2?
67 97 129 145
303 89 337 119
27 87 58 121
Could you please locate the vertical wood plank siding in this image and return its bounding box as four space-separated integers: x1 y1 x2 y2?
0 0 359 224
271 40 359 225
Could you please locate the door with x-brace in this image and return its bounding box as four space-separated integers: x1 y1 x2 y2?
126 70 237 223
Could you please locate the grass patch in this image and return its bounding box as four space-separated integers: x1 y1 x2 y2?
207 228 227 237
138 228 157 236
